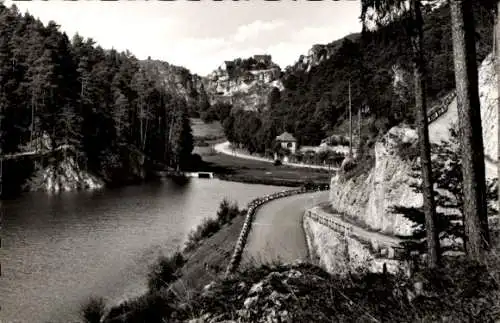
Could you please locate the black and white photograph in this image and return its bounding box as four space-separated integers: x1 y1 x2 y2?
0 0 499 322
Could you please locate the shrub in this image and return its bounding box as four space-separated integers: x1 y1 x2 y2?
147 252 186 292
104 291 176 323
395 140 419 162
216 199 240 225
80 296 106 323
342 153 375 181
393 127 499 255
184 217 222 252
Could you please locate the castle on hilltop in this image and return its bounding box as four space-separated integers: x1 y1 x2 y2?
253 54 272 65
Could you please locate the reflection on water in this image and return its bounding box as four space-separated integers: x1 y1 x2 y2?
0 179 286 323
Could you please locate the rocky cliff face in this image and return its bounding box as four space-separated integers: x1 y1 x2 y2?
140 60 210 116
289 35 360 73
293 44 335 73
477 53 498 162
202 55 284 111
330 126 419 236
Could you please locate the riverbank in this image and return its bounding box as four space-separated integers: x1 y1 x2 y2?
100 186 327 322
169 189 309 295
171 211 247 294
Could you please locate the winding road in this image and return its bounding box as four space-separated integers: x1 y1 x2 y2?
241 191 329 266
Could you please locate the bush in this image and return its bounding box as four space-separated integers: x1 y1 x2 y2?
216 199 240 225
104 291 176 323
147 252 186 292
395 140 419 162
342 152 375 181
184 217 222 252
81 296 106 323
274 159 282 166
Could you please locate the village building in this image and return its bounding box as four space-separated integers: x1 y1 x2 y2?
274 132 297 163
275 131 297 156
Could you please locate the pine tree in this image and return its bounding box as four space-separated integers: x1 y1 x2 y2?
450 0 490 262
169 109 193 170
361 0 441 267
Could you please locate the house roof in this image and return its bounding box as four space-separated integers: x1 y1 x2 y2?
276 132 297 142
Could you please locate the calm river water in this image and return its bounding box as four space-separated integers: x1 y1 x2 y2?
0 178 287 323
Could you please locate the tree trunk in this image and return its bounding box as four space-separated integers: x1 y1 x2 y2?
143 115 149 151
410 0 440 268
30 91 35 147
450 0 490 262
348 81 353 158
496 1 500 234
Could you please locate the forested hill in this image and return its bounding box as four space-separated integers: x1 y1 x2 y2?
220 2 494 154
0 4 195 194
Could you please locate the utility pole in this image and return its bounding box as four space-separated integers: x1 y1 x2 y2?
348 80 353 158
358 105 361 156
0 157 3 198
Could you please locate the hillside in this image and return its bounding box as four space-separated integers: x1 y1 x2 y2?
140 59 210 117
99 260 500 323
217 2 494 154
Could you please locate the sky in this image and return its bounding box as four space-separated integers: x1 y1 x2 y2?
5 0 362 76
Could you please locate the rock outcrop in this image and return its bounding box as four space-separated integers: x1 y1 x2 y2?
202 55 284 111
289 35 360 73
140 59 210 116
477 53 497 162
25 155 104 193
330 126 419 236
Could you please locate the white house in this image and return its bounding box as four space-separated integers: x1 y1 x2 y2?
276 132 297 154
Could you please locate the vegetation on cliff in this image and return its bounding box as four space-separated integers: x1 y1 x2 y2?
393 127 499 254
0 4 195 196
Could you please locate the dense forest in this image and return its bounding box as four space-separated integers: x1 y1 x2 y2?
0 4 195 196
219 2 494 154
